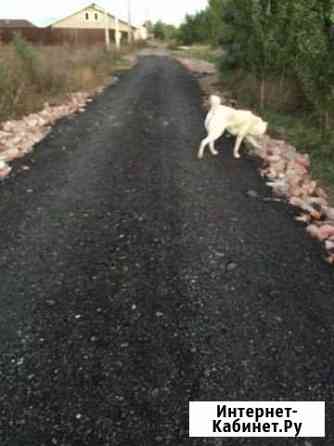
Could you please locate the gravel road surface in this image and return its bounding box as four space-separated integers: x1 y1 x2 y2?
0 56 334 445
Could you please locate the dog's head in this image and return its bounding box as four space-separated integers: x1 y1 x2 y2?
209 95 222 108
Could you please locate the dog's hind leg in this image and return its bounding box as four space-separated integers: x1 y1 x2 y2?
199 125 225 159
198 137 210 159
209 140 219 156
206 128 225 158
233 134 245 159
198 136 220 159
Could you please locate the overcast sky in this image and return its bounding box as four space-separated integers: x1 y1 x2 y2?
0 0 208 27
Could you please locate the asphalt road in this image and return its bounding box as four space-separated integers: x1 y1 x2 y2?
0 56 334 446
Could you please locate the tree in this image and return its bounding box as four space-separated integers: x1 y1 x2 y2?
177 10 211 45
208 0 225 45
215 0 334 121
176 0 334 124
292 0 334 128
152 21 177 41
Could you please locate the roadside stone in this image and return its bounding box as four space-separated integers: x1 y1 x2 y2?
151 388 159 398
226 261 238 272
246 190 259 199
0 91 98 177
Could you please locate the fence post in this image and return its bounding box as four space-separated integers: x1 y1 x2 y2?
115 16 121 50
127 0 133 44
104 8 111 50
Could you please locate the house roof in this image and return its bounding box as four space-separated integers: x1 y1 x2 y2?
50 3 139 30
0 19 35 28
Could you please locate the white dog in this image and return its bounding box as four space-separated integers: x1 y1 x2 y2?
198 95 268 160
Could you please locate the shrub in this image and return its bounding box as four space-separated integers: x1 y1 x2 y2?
0 42 127 122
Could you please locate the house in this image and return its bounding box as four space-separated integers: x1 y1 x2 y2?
134 25 149 41
0 19 36 28
50 3 147 42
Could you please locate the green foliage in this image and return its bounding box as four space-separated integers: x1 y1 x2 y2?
152 21 177 41
178 0 334 128
291 1 334 127
207 0 225 45
177 10 211 45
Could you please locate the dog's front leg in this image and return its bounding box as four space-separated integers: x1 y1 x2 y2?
233 134 245 159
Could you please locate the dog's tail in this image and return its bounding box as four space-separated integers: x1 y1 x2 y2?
209 95 222 108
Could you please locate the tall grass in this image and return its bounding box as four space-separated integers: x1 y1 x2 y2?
0 35 129 122
218 64 334 194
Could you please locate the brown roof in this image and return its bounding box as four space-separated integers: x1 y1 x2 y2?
0 19 36 28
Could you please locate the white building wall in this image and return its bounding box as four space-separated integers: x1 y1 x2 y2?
134 26 148 41
51 6 130 33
